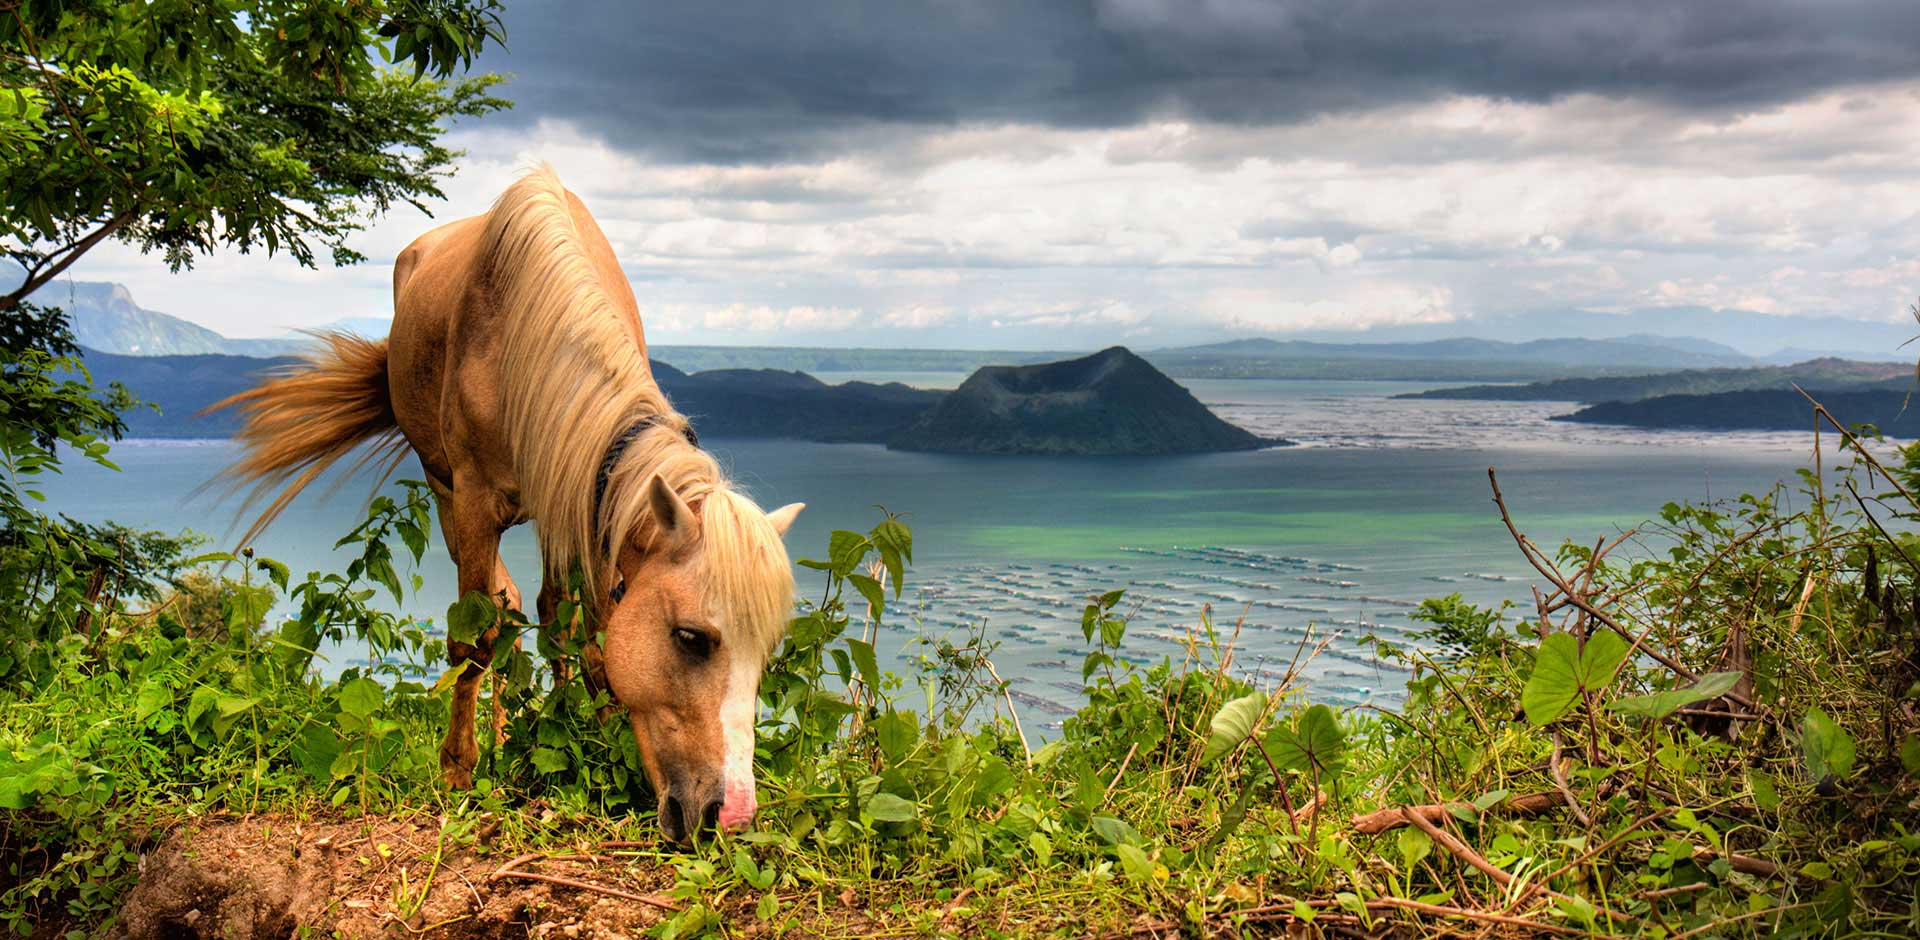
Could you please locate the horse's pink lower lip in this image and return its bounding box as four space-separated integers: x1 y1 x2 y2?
718 781 756 830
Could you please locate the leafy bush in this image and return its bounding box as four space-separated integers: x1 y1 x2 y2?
3 313 1919 938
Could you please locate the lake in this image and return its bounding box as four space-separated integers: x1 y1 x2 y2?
38 376 1820 728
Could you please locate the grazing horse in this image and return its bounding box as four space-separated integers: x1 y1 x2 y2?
211 166 804 841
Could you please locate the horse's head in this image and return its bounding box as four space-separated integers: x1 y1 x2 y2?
601 475 803 843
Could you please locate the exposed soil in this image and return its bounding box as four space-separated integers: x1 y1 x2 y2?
111 815 680 940
104 815 1417 939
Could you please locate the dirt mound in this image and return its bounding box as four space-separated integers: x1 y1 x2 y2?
112 815 674 940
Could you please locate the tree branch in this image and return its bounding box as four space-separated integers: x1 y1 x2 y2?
1 209 138 311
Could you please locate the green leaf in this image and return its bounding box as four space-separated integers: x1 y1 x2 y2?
1201 691 1267 765
847 638 882 696
1266 704 1347 777
223 583 274 630
292 724 343 784
1802 707 1856 783
531 747 568 774
1580 629 1632 688
875 709 918 762
338 677 383 719
255 556 290 590
1523 634 1582 725
827 530 869 576
1524 631 1631 726
874 518 913 563
848 573 885 621
366 550 404 605
269 616 321 676
1609 671 1743 721
1901 736 1920 777
1081 651 1109 681
1091 815 1142 846
431 659 475 695
446 590 496 646
865 792 917 822
1113 843 1156 883
1397 827 1433 869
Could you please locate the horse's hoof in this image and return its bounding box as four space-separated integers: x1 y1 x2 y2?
440 752 476 789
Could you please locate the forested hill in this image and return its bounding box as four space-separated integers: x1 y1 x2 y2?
79 348 942 443
1398 358 1911 403
889 347 1270 455
1557 387 1920 433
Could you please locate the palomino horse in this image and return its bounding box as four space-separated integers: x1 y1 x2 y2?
212 166 804 841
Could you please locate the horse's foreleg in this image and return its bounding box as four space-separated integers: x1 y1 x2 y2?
437 491 508 790
536 578 572 684
537 576 613 717
487 555 524 749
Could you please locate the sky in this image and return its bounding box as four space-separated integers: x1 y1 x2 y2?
70 0 1920 349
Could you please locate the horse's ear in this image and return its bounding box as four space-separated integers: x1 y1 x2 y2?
646 474 699 552
766 502 805 536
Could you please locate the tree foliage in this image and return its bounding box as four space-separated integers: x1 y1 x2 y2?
0 0 510 308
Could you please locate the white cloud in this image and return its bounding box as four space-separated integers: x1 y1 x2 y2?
64 82 1920 345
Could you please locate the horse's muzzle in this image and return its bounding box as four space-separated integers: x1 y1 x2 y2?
659 781 725 844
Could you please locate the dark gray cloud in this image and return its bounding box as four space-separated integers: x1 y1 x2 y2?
477 0 1920 163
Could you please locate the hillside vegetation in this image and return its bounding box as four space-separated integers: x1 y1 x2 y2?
5 306 1920 938
1400 359 1912 404
1558 388 1920 434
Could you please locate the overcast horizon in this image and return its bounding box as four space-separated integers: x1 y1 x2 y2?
57 1 1920 351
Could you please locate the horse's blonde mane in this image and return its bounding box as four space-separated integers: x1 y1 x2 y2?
485 165 792 656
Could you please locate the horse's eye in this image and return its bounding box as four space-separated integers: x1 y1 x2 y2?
609 578 627 602
672 627 714 660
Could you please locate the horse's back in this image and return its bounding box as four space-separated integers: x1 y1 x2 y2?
388 213 490 486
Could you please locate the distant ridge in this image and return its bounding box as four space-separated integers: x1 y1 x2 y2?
1276 306 1916 361
888 346 1270 455
76 348 946 444
1398 358 1912 404
1556 388 1920 434
37 281 315 357
1152 335 1751 369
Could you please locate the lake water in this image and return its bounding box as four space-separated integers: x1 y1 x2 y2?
38 376 1822 729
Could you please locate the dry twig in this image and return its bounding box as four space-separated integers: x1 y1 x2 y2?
1350 792 1560 835
487 851 680 912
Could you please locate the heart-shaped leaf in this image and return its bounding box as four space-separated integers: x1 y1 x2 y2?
1091 815 1143 846
1524 630 1632 726
865 792 918 822
1265 704 1346 777
1201 691 1267 765
1802 707 1856 784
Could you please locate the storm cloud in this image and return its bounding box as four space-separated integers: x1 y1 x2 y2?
483 1 1920 162
72 1 1920 349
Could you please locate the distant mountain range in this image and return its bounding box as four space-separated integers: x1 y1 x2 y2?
1145 335 1751 381
1399 358 1914 404
1279 306 1917 362
1557 389 1920 434
80 345 1260 455
80 348 947 443
40 277 1919 380
35 282 318 357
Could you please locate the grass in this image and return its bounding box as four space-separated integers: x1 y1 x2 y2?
3 347 1920 937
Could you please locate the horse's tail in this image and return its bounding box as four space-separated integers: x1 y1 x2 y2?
205 331 407 548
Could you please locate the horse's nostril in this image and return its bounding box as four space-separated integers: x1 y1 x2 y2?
663 794 687 838
700 800 721 833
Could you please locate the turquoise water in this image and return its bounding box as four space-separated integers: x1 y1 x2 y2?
37 376 1818 726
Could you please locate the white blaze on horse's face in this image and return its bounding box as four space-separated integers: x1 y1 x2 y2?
600 480 802 843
